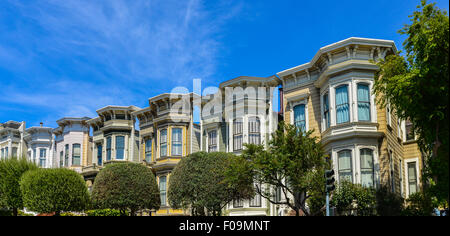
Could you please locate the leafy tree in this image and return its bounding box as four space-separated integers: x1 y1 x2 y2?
0 157 38 216
373 0 449 206
168 152 254 216
375 186 404 216
331 181 376 216
402 191 436 216
20 168 90 216
90 162 160 216
227 122 329 216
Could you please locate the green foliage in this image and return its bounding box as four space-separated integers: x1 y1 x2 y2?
90 162 160 216
402 192 436 216
373 0 449 205
226 122 329 216
331 181 376 216
85 209 125 216
60 212 81 216
20 168 90 215
169 152 254 216
375 186 405 216
0 157 38 216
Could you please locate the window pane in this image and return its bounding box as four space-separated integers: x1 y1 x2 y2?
323 93 330 129
159 176 167 206
338 150 353 183
145 139 152 162
357 84 371 121
408 162 417 195
106 137 112 161
115 136 125 160
233 119 243 151
160 129 167 157
360 149 374 187
336 85 349 124
97 145 102 166
248 117 261 145
172 128 182 156
294 105 306 132
72 144 81 166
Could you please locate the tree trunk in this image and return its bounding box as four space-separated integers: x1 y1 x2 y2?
13 208 18 216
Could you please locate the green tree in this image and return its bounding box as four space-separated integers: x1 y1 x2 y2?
331 181 377 216
373 0 449 206
0 157 38 216
168 152 254 216
90 162 160 216
20 168 90 216
227 122 329 216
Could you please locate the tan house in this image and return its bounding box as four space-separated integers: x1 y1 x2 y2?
132 93 201 216
82 105 141 190
278 37 423 202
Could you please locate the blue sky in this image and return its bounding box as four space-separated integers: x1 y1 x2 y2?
0 0 448 128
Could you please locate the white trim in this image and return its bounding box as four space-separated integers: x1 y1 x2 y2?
404 157 420 197
289 98 309 132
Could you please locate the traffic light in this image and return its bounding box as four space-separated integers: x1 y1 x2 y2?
325 169 335 192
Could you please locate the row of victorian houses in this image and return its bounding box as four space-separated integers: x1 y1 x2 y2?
1 37 423 216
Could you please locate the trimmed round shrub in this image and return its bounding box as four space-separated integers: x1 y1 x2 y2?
20 168 90 215
90 163 160 216
169 152 253 216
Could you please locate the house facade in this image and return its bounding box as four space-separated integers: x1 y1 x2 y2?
53 117 92 173
200 76 281 216
0 121 26 160
82 106 140 189
24 123 54 168
133 93 201 216
278 37 423 202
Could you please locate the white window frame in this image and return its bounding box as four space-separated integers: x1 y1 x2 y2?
289 98 309 132
332 144 379 187
404 158 420 197
207 130 218 153
320 86 331 132
355 82 372 122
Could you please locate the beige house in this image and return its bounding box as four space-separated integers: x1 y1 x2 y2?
53 117 92 173
278 37 423 206
82 105 141 189
133 93 201 216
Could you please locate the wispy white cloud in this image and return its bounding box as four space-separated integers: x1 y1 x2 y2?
0 0 244 126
